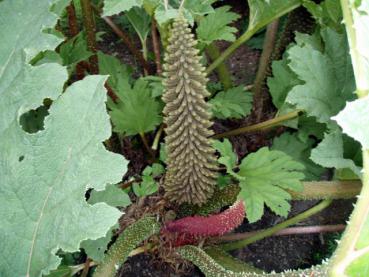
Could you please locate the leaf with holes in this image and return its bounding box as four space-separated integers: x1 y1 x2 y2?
0 74 127 277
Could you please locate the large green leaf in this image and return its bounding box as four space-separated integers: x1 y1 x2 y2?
237 147 305 223
246 0 301 34
334 95 369 150
125 7 151 45
286 27 356 124
0 2 128 275
97 51 132 95
272 132 325 180
0 74 127 277
310 131 362 177
0 0 61 68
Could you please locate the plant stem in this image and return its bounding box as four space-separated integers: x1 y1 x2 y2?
292 180 362 200
80 0 99 74
212 110 302 139
103 16 151 74
329 2 369 274
206 43 233 90
66 3 79 37
217 224 345 242
205 3 301 75
80 258 91 277
67 3 86 80
330 151 369 276
139 132 155 159
152 124 164 151
205 30 255 75
219 199 332 251
151 18 162 75
252 19 280 122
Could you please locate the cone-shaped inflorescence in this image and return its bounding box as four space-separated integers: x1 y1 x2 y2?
162 16 217 205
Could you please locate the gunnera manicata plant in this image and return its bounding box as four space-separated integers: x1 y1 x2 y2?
162 15 217 205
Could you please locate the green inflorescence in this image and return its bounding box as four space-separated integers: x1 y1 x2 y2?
162 16 218 205
94 216 160 277
179 245 329 277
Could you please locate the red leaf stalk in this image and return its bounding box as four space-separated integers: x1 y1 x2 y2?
163 200 245 237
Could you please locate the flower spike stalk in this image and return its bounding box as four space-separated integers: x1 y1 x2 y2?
162 15 217 205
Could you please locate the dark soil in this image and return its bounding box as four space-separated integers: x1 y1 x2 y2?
94 3 355 276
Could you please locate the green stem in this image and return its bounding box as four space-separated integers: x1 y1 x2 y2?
151 124 164 151
219 199 332 252
205 30 255 75
330 151 369 276
206 43 233 90
205 3 301 75
339 0 369 97
80 0 99 74
292 180 362 200
212 110 302 139
139 132 155 159
252 19 280 122
329 1 369 274
141 40 149 76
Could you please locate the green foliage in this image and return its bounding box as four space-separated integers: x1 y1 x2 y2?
210 86 253 120
125 7 151 51
310 130 362 177
269 26 361 176
0 73 127 276
102 0 142 16
213 139 304 223
246 0 301 34
88 184 132 207
81 225 117 262
196 6 240 45
108 78 162 136
133 163 164 197
237 147 305 223
97 51 132 94
0 1 126 276
94 216 160 277
268 57 301 109
213 139 239 179
302 0 342 29
272 132 325 180
334 96 369 149
286 27 355 124
59 32 92 67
